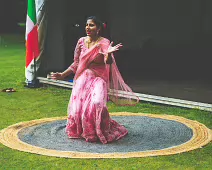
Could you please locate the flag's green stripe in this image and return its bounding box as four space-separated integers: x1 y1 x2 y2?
27 0 36 24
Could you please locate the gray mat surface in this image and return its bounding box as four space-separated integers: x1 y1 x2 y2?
18 116 193 153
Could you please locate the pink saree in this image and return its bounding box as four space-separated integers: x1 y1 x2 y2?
66 37 139 144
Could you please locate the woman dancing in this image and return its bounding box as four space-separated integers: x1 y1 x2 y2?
51 16 138 144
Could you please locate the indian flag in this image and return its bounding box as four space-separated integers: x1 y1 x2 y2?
25 0 40 84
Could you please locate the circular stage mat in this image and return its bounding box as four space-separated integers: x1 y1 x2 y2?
0 112 211 158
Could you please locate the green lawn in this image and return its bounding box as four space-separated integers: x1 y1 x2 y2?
0 34 211 170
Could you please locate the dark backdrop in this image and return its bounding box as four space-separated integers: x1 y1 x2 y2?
0 0 26 33
0 0 211 83
41 0 212 82
108 0 212 81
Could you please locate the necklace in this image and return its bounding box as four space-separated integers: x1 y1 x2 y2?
86 37 100 49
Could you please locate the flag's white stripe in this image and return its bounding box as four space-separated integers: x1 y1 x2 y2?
25 15 35 40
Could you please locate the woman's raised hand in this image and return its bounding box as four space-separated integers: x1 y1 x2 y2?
50 72 64 80
107 42 123 54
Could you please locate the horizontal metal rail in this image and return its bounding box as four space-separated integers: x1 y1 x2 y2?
37 77 212 112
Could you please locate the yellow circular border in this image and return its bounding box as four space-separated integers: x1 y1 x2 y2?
0 112 211 159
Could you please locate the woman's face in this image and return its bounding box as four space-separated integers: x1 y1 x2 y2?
85 19 99 37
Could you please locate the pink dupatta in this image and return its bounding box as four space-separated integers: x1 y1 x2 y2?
74 37 139 106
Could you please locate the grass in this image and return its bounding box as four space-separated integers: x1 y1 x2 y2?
0 34 212 170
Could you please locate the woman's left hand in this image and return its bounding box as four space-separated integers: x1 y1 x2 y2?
107 42 123 54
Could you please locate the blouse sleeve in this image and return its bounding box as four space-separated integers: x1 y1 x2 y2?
69 38 82 73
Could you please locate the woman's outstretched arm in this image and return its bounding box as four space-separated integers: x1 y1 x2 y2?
50 67 73 80
51 38 82 80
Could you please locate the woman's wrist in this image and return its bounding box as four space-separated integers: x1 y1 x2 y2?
61 67 73 79
61 72 66 79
